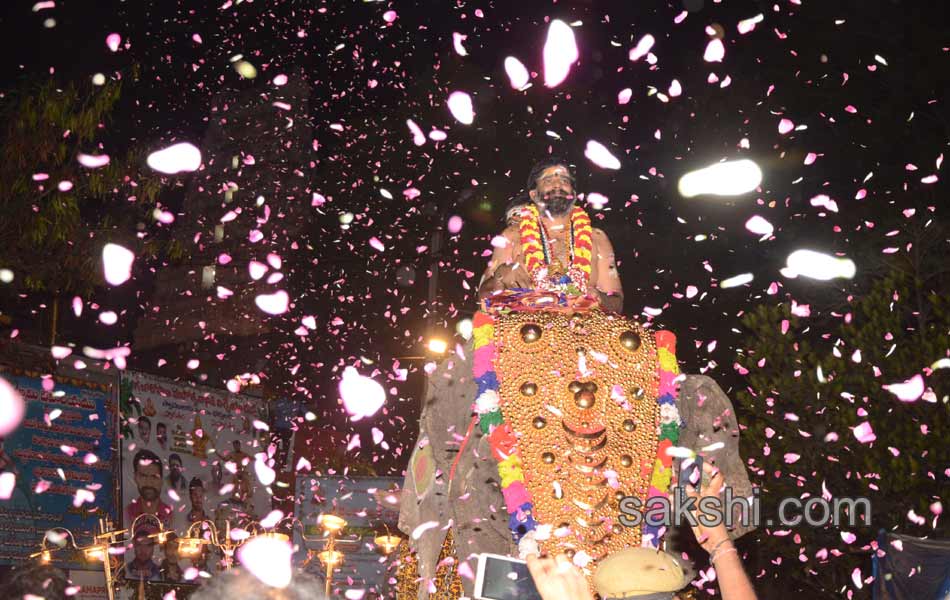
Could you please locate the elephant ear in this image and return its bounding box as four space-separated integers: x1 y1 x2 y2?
676 374 757 540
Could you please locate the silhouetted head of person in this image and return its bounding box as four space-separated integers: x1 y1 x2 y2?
0 564 70 600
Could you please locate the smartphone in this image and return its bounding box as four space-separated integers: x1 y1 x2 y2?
473 553 542 600
679 453 704 490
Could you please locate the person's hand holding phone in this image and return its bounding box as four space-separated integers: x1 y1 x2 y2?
684 461 731 554
525 554 595 600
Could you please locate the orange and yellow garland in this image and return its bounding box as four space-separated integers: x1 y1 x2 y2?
517 204 594 294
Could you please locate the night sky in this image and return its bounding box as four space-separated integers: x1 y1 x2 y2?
0 0 947 595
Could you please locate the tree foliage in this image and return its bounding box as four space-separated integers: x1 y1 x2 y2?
734 220 949 597
0 75 166 296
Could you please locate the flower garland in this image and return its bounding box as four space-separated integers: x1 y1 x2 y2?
472 304 682 562
643 330 682 548
517 204 594 295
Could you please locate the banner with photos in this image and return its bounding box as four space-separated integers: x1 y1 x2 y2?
0 370 117 568
119 372 271 584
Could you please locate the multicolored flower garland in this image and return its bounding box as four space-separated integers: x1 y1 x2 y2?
643 330 682 548
517 204 594 295
472 305 682 562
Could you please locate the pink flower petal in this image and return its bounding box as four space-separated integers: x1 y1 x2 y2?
584 140 621 170
254 455 276 486
452 32 468 56
703 38 725 62
504 57 530 89
78 153 111 168
238 536 293 588
0 377 24 438
369 237 386 252
628 34 655 61
883 374 925 402
0 472 15 500
852 422 876 444
406 119 426 146
447 91 474 125
543 20 578 87
745 215 773 236
249 261 268 280
102 243 134 286
254 290 290 315
339 367 385 421
147 142 202 174
106 33 121 52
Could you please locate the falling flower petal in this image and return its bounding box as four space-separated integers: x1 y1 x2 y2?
0 472 15 500
106 33 121 52
703 38 725 62
147 142 202 174
810 194 839 212
782 250 856 280
0 377 25 437
411 520 440 541
737 14 764 34
543 20 578 87
447 91 474 125
503 57 530 89
669 79 682 97
102 243 134 286
852 422 876 444
679 160 762 197
745 215 774 237
628 34 655 61
249 261 268 280
238 535 293 589
406 119 426 146
778 118 795 134
721 273 753 288
851 568 863 589
255 290 290 315
255 455 276 486
883 374 925 402
584 140 621 170
452 32 468 56
369 237 386 252
339 366 386 421
51 346 72 359
78 153 111 169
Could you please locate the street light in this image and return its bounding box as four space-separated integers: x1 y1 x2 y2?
373 533 402 555
318 513 347 534
427 338 449 355
314 514 347 597
177 519 241 570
